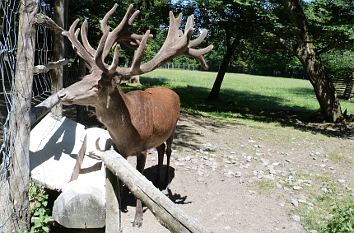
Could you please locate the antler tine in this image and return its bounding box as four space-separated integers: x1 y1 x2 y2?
101 3 118 32
130 30 150 75
138 12 212 73
108 44 120 72
167 12 183 37
190 29 208 48
185 15 194 33
81 20 96 57
94 29 110 73
99 4 143 61
62 19 95 69
189 45 214 69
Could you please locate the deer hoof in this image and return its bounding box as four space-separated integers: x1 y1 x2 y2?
132 215 143 228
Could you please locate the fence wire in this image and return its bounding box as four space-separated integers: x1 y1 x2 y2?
0 0 54 231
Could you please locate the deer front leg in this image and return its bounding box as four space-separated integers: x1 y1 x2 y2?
133 151 147 227
156 143 166 189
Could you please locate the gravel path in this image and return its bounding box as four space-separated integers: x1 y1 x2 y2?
118 113 353 233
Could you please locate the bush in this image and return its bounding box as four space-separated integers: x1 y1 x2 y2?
322 200 354 233
28 182 51 233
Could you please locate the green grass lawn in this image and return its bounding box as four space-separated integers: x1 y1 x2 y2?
140 69 354 122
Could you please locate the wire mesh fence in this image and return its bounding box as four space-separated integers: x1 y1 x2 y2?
0 0 54 231
0 0 21 230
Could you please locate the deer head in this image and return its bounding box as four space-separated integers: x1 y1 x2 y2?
58 4 213 107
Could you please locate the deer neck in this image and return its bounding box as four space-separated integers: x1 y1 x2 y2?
95 86 137 145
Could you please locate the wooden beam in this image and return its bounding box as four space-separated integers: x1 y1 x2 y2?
30 93 60 125
33 58 68 74
102 150 210 233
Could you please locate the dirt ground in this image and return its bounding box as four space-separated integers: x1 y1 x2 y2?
51 109 354 233
109 113 353 233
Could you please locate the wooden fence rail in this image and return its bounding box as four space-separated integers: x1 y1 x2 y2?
102 150 211 233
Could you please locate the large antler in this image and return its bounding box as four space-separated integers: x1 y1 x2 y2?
63 4 213 77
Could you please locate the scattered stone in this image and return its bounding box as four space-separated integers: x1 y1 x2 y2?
309 230 317 233
248 190 256 195
291 215 301 222
293 186 303 191
298 199 307 204
276 183 283 189
248 139 256 143
321 187 329 193
291 198 299 207
246 156 252 162
320 164 326 168
224 171 235 178
197 178 204 183
255 152 263 156
288 175 294 182
201 143 216 152
263 174 275 180
224 226 231 230
234 171 242 177
261 159 269 166
338 179 346 184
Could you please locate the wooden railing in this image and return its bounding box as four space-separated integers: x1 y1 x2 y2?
102 150 211 233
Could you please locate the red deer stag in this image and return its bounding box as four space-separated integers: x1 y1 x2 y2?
58 4 212 227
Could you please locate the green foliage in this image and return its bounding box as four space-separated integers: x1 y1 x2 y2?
321 50 354 81
28 182 51 233
305 0 354 53
322 200 354 233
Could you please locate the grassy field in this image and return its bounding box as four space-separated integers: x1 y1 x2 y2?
140 69 354 122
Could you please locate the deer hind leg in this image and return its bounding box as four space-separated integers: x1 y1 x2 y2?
165 130 175 188
156 143 166 189
133 151 147 227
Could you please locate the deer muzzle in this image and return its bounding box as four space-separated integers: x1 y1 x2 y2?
57 89 73 105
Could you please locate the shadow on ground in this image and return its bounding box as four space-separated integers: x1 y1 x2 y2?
140 76 354 139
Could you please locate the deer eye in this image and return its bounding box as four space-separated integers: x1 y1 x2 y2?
91 84 100 90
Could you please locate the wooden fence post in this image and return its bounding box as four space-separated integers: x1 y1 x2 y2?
51 0 67 117
105 168 122 233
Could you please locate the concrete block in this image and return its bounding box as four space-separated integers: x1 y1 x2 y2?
80 127 111 171
30 113 86 190
53 164 106 228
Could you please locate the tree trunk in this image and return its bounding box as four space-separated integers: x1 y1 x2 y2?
282 0 343 122
208 37 239 100
297 46 342 122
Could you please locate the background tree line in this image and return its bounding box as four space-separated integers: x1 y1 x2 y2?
63 0 353 122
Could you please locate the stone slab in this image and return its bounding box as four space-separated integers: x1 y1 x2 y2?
30 113 86 190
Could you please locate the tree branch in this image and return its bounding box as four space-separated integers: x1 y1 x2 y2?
264 32 296 53
33 58 69 74
34 13 64 34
